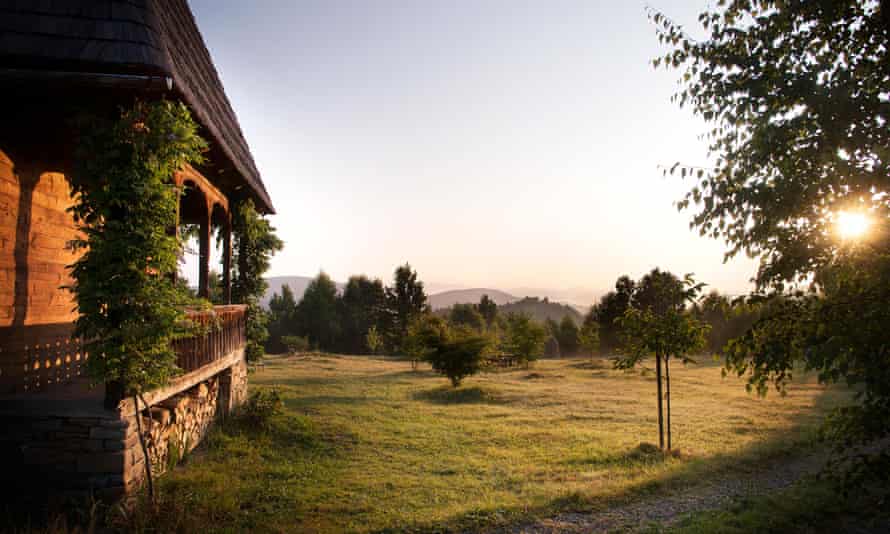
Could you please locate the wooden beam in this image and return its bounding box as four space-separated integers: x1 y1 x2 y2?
120 349 245 416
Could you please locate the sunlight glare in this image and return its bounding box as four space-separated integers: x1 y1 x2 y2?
836 211 870 241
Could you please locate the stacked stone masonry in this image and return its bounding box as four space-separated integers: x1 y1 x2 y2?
2 409 145 502
0 358 248 502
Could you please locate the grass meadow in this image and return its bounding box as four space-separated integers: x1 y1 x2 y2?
133 354 849 533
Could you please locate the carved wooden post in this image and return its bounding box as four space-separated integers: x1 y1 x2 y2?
198 204 211 299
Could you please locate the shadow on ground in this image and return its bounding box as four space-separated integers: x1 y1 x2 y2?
368 387 847 534
560 442 687 469
412 385 511 405
566 359 611 370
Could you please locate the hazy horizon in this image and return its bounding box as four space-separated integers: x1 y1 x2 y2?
183 0 759 300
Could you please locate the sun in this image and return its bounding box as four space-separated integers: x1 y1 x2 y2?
835 211 871 240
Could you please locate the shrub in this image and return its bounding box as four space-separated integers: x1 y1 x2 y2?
365 325 383 355
281 335 310 355
426 334 489 387
241 389 283 430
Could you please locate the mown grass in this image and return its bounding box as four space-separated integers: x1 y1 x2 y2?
130 354 848 533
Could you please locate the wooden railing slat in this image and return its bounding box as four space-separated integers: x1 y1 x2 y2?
174 305 247 375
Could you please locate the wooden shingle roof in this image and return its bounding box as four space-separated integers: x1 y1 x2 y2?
0 0 274 213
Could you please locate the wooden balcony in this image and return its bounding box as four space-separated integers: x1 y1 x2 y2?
0 305 247 400
174 305 247 374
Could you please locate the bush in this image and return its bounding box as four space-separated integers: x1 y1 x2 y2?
281 335 310 355
426 334 489 387
241 389 283 430
365 325 384 355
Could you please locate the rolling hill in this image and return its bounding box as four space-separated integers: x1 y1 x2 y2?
262 277 586 326
499 296 585 324
427 288 518 310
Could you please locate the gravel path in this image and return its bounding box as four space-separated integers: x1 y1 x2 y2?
502 451 828 533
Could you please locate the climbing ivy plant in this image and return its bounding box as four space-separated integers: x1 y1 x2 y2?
68 100 208 402
231 199 283 362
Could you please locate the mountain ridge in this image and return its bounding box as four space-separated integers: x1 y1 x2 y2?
262 275 595 314
428 288 518 310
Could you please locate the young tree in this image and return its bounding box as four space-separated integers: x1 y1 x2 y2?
385 263 427 351
295 272 341 351
615 269 708 450
504 313 548 368
655 0 890 472
365 325 384 355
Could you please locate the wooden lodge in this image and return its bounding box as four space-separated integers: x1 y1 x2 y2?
0 0 274 502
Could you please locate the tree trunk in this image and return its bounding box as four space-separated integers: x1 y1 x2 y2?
134 395 154 500
665 357 672 451
655 352 664 449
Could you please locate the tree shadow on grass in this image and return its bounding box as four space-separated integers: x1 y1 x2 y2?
205 406 342 457
262 367 438 390
412 385 512 405
567 359 612 370
280 394 389 408
369 387 850 534
561 442 687 469
523 372 566 380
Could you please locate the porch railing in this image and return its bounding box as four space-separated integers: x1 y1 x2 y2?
173 305 247 374
4 305 247 396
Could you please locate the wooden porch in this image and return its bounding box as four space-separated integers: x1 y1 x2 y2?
0 305 247 415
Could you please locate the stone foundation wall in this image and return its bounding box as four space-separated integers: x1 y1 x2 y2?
0 355 249 504
0 412 144 502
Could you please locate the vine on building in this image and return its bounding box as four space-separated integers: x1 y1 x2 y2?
68 100 207 404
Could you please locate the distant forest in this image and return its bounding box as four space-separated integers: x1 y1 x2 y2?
262 264 759 362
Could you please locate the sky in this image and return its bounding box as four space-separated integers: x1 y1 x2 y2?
186 0 758 305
